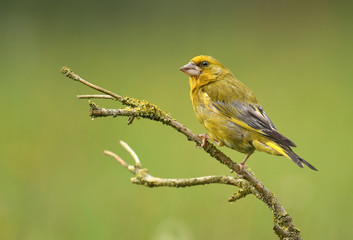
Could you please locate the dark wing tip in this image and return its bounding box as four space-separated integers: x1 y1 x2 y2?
263 130 297 147
285 149 318 171
300 157 318 171
290 141 297 148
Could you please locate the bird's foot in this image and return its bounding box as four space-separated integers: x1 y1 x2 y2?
236 162 246 178
195 134 210 149
230 153 253 178
230 164 246 177
239 162 245 171
230 163 245 173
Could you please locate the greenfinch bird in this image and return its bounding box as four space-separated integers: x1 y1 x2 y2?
180 55 317 171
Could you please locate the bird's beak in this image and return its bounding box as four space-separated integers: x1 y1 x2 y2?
179 62 201 77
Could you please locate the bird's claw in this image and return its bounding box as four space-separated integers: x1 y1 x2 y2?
230 154 252 177
195 134 210 149
230 163 246 178
237 163 245 178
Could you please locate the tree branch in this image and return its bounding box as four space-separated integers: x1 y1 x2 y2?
61 66 302 240
104 141 254 201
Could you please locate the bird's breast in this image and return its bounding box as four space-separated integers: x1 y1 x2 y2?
191 90 255 154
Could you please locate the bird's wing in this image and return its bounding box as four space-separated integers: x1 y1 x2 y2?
203 80 297 147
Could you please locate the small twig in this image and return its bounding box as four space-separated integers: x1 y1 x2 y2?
62 66 162 110
127 116 135 125
77 94 116 100
119 140 141 167
61 67 124 102
104 141 254 197
103 150 128 168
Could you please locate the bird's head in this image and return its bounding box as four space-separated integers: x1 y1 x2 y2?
179 55 229 83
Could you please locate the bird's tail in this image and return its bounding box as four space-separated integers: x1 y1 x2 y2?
265 141 318 171
285 149 318 171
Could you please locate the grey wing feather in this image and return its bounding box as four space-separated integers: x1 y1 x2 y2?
246 104 297 147
213 100 297 147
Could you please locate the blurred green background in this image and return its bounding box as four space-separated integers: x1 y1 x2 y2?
1 1 353 239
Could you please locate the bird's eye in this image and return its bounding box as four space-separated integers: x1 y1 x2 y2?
201 61 209 67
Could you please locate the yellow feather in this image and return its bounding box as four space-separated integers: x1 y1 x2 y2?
228 117 265 136
264 141 290 159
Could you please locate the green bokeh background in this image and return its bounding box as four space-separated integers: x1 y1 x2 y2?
1 1 353 239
